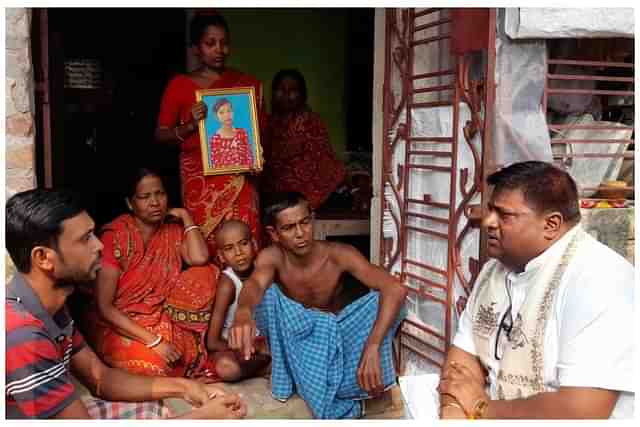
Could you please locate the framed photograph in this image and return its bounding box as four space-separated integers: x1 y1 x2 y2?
195 87 263 176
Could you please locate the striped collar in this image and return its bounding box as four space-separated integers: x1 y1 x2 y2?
6 274 74 343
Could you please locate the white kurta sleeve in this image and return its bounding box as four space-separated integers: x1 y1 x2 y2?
555 248 634 393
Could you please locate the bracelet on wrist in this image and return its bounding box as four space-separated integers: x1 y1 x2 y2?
146 335 163 349
174 126 185 143
468 398 489 419
439 401 465 416
183 224 200 237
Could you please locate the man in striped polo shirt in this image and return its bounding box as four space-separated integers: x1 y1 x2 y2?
5 188 247 419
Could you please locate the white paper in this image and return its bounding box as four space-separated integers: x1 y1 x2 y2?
398 374 441 419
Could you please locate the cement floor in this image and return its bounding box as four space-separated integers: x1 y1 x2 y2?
164 376 406 419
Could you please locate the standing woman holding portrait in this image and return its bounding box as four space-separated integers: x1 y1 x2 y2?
155 13 263 256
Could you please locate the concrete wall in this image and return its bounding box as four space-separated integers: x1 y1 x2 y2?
6 8 36 196
505 8 634 39
6 8 36 280
370 8 385 264
581 207 635 265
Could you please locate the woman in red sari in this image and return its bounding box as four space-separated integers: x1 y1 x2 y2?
261 69 347 210
155 14 263 256
93 168 218 378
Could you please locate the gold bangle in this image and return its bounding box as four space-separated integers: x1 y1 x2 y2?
469 398 489 419
440 402 465 415
175 126 185 142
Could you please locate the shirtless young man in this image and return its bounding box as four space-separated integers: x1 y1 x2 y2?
229 192 407 418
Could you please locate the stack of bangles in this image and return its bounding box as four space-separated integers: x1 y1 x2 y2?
146 335 163 349
183 225 200 237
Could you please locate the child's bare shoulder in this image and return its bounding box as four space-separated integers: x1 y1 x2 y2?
217 273 236 292
210 273 236 311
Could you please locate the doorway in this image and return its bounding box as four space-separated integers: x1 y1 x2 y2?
34 8 375 232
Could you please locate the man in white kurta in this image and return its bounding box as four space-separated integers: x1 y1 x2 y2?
438 161 634 419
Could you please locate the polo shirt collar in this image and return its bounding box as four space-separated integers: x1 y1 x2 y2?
6 273 73 340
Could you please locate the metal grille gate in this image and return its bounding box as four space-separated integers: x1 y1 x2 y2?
380 8 495 373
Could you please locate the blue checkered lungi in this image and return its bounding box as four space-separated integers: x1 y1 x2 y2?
255 284 406 419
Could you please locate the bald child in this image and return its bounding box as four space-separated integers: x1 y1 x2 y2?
205 220 270 382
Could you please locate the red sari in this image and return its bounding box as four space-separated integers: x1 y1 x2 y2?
93 214 218 377
157 69 263 255
262 111 346 209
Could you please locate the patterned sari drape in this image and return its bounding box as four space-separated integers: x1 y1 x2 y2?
93 214 218 377
157 69 264 256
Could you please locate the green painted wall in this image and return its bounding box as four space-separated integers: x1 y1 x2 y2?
220 8 348 160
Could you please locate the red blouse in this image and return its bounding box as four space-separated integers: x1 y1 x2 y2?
209 128 253 169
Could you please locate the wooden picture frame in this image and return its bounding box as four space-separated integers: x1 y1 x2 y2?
195 86 263 176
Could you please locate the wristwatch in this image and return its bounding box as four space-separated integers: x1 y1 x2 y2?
468 398 489 419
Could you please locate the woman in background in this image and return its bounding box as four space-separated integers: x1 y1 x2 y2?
261 69 346 210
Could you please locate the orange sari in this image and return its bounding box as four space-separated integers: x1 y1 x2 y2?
157 69 264 256
93 214 218 377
